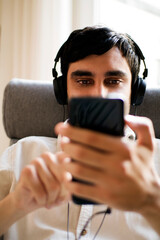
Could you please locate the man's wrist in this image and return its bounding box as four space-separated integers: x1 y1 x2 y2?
138 181 160 235
0 193 27 236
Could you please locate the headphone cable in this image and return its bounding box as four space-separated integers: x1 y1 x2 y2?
67 202 70 240
78 207 111 240
67 203 111 240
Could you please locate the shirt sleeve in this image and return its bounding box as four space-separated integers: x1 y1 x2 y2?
0 146 14 200
154 138 160 176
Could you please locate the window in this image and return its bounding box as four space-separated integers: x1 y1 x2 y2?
94 0 160 87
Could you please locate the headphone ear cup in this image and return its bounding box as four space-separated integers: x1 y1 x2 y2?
53 76 68 105
131 77 146 106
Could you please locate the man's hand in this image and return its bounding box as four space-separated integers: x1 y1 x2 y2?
55 115 160 233
11 152 70 213
0 151 70 235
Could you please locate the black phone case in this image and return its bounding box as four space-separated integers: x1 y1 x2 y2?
68 97 124 205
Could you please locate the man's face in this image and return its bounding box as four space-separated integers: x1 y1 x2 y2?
67 47 132 114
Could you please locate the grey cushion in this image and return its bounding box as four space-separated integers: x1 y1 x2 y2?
130 88 160 138
3 79 68 143
2 79 160 144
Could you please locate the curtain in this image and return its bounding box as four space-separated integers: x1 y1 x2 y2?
0 0 95 155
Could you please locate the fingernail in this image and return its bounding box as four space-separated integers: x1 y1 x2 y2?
64 157 71 163
62 136 70 143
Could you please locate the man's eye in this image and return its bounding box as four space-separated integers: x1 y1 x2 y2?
76 79 93 85
104 79 121 85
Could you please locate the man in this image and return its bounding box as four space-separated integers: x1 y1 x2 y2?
0 26 160 240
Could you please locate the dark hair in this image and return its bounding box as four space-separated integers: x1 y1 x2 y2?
60 26 140 88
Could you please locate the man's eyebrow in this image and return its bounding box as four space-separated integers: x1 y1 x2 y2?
70 70 128 78
71 70 94 77
104 70 127 77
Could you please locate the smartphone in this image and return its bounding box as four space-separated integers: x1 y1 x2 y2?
68 97 124 205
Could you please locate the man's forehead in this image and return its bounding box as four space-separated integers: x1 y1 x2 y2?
66 47 132 82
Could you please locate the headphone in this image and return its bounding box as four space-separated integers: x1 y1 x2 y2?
52 37 148 106
128 35 148 106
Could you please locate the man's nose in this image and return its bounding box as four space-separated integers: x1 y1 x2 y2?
94 85 109 98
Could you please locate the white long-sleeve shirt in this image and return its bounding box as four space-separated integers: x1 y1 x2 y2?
0 135 160 240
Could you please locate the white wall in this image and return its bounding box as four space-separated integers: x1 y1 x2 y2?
95 0 160 87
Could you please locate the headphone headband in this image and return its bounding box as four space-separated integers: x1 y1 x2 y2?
52 43 66 79
126 34 148 80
